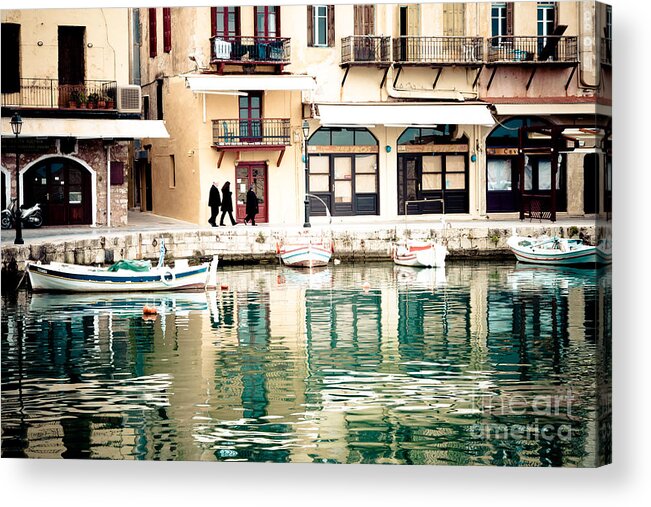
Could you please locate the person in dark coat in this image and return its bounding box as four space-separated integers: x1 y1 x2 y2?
219 181 237 226
208 181 221 227
244 186 259 226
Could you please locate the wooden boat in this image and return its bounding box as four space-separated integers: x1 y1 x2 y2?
392 240 447 268
277 240 333 268
27 255 218 293
507 235 612 266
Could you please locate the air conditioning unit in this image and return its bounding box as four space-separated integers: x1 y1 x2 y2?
116 85 142 113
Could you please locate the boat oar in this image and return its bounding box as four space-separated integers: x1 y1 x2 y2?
15 268 28 292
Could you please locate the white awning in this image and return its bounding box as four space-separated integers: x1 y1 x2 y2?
494 103 612 117
317 103 495 127
186 74 317 93
0 118 170 139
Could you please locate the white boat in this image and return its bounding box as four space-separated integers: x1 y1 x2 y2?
27 256 218 293
507 235 612 266
277 240 332 268
392 240 447 268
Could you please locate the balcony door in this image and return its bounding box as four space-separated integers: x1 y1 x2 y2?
239 92 262 143
236 163 268 223
255 6 280 38
58 26 85 86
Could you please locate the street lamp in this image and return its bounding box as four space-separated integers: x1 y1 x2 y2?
302 119 311 228
10 112 24 245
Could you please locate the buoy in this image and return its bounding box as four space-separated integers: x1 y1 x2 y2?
142 305 158 315
220 284 229 290
361 281 371 292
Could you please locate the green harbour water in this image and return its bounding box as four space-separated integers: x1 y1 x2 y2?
1 261 611 466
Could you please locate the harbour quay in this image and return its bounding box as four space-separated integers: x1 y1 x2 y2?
1 215 602 277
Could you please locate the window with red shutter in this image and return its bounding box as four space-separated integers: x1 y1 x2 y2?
148 8 157 58
163 8 171 53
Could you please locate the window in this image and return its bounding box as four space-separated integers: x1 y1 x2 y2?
212 6 240 38
307 127 379 216
397 127 469 215
491 2 513 46
168 155 176 188
537 2 556 37
314 6 328 46
487 159 513 191
255 6 280 38
1 23 20 94
308 5 334 47
149 8 157 58
354 5 374 36
163 8 172 53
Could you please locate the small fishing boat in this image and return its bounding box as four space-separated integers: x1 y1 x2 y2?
507 235 612 266
27 240 218 293
392 240 447 268
277 240 333 268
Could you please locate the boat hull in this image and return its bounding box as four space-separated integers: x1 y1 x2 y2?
27 262 210 293
507 236 611 267
279 243 332 268
393 243 447 268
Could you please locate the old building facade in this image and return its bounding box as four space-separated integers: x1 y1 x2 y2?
1 8 168 227
136 1 611 226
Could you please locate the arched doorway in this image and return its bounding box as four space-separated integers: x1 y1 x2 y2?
1 167 9 211
23 157 92 225
397 126 469 215
307 127 379 216
486 116 567 214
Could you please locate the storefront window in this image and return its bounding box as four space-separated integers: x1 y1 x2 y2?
487 159 512 191
307 127 379 216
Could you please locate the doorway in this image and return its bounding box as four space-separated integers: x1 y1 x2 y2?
23 157 92 225
584 153 599 214
235 163 268 223
58 26 85 86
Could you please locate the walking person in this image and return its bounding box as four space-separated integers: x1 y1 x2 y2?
208 181 221 227
219 181 237 226
244 186 259 226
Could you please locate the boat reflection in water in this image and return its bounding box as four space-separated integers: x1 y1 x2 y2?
1 262 611 466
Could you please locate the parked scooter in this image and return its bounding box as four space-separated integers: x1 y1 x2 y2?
1 198 44 229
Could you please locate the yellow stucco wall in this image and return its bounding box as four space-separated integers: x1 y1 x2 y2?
1 8 130 84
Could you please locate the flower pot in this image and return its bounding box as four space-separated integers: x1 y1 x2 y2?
98 101 106 109
107 101 115 109
68 101 78 109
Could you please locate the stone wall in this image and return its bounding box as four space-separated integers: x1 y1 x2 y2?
0 139 130 227
1 223 599 274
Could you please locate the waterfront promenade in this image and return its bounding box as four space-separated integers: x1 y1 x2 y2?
1 210 604 273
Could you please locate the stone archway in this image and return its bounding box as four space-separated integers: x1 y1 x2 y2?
21 155 96 226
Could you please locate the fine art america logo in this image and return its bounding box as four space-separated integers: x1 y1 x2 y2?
468 389 579 443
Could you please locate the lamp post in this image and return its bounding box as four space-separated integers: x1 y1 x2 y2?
302 119 311 228
10 112 24 245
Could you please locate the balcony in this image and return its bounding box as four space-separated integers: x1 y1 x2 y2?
211 118 291 167
341 36 392 66
393 36 484 65
210 36 291 70
1 78 118 110
601 37 612 66
487 36 578 64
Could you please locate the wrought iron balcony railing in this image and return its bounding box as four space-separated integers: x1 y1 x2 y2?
1 78 118 110
487 36 578 63
393 36 484 64
341 36 392 65
212 118 291 147
210 36 291 64
601 37 612 66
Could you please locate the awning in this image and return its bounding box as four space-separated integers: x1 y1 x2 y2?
186 74 316 93
317 103 495 127
0 118 170 139
494 103 612 117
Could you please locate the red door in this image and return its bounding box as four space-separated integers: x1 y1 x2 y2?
235 163 268 223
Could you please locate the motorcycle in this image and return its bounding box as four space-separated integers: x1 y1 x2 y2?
1 198 44 229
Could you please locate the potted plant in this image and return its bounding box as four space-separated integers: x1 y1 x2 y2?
106 88 116 109
77 90 88 109
97 94 107 109
69 88 82 108
87 92 99 109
